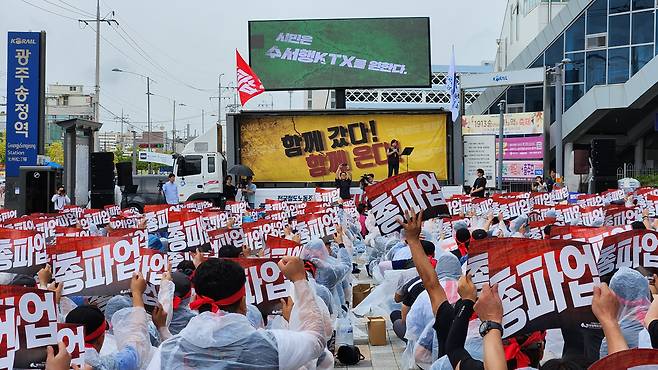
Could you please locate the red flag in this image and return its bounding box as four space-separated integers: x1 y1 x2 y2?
236 49 265 106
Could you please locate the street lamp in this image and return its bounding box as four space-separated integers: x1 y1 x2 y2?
546 58 571 183
112 68 154 173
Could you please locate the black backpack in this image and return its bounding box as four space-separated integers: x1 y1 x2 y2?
336 345 365 365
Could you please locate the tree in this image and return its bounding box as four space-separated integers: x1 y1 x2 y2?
0 132 5 164
46 141 64 165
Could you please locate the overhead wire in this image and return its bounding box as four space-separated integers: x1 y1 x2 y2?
55 0 95 17
18 0 78 20
37 0 93 18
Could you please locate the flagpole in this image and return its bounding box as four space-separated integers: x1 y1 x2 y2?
448 46 464 186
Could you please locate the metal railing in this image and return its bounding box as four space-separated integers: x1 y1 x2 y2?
617 163 658 179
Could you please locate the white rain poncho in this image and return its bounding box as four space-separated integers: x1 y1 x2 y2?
84 307 153 370
159 280 326 370
301 239 351 313
403 252 462 368
600 267 652 357
247 303 265 329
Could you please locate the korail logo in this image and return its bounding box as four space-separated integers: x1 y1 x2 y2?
493 75 509 82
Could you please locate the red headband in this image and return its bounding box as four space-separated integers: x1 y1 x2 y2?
173 290 192 310
504 331 546 368
84 320 107 343
189 286 246 313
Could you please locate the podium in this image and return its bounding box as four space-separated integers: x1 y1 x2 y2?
401 147 414 172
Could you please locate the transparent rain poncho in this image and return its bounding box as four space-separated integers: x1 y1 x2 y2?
300 239 351 293
85 306 153 370
429 319 483 370
403 252 462 368
600 267 652 357
160 311 280 369
246 303 264 329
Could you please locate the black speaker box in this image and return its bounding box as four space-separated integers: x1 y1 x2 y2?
591 139 617 177
115 162 133 187
90 190 115 209
91 152 115 191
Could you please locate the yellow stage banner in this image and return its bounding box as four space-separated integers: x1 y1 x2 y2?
239 113 447 182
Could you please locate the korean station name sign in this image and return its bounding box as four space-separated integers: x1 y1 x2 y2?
6 32 42 177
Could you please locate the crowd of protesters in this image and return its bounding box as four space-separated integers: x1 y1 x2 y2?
6 170 658 370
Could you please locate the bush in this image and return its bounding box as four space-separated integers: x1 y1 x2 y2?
636 174 658 187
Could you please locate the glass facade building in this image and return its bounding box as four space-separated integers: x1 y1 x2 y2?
485 0 657 120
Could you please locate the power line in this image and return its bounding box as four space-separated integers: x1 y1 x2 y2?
36 0 93 17
98 103 144 132
19 0 78 20
56 0 95 17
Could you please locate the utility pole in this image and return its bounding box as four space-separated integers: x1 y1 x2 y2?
186 124 190 141
209 73 225 125
79 1 117 124
146 76 152 174
289 91 292 109
172 100 176 152
120 109 124 138
131 130 137 175
201 109 205 133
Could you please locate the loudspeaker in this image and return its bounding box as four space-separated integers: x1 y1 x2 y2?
23 168 61 214
593 177 618 193
115 162 133 187
90 190 115 209
591 139 617 177
91 152 115 191
574 149 590 175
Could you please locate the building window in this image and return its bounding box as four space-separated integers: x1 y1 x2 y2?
565 52 585 83
609 0 631 14
207 156 215 173
566 15 586 52
545 35 565 66
587 0 608 35
565 84 584 110
609 14 630 46
507 85 525 105
586 50 607 91
525 86 543 112
530 55 544 68
631 44 654 75
61 96 68 106
632 10 654 44
608 47 630 83
632 0 654 11
69 86 76 92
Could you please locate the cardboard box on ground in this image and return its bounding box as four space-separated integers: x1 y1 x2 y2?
367 316 387 346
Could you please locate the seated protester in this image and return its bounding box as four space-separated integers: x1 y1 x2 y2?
631 220 647 230
65 273 151 370
452 228 471 261
509 215 529 238
471 228 488 241
392 250 459 342
301 237 351 311
600 267 651 357
304 259 335 317
168 271 196 336
159 257 326 369
379 240 436 274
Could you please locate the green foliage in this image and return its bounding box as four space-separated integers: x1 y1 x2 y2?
0 132 5 164
46 141 64 165
637 174 658 187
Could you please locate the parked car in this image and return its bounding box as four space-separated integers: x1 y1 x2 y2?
121 174 167 213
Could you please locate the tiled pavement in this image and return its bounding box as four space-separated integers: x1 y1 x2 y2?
334 317 407 369
335 262 407 369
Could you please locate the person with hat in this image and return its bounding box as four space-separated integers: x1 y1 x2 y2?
65 273 150 370
159 256 326 369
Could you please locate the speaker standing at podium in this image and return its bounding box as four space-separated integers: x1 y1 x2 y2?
386 139 401 177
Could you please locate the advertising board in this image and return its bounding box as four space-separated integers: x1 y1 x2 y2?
463 135 496 187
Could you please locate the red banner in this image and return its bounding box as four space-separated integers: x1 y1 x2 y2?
52 236 165 296
2 216 35 230
208 227 246 253
225 201 247 215
167 211 210 253
599 230 658 276
576 193 605 207
294 213 338 244
314 187 340 203
604 205 642 226
589 348 658 369
0 209 17 223
108 228 149 249
233 257 291 316
0 228 47 275
243 219 286 250
264 236 302 258
365 171 448 235
144 204 170 234
201 210 231 232
468 238 600 338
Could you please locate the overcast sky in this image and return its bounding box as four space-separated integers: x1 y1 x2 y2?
1 0 507 134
